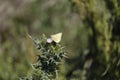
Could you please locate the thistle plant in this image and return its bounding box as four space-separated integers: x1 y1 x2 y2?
20 33 66 80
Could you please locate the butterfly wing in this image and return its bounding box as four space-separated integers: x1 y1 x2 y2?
51 32 62 43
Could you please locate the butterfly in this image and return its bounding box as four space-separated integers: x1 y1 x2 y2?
46 32 62 43
51 32 62 43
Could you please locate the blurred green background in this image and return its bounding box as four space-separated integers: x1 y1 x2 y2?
0 0 120 80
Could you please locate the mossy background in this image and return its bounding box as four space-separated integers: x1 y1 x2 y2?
0 0 120 80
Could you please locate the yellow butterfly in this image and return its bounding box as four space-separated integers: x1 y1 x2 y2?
51 32 62 43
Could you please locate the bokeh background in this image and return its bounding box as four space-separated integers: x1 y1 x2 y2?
0 0 120 80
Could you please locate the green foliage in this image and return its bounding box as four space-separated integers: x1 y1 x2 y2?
21 34 66 80
67 0 120 80
0 0 120 80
